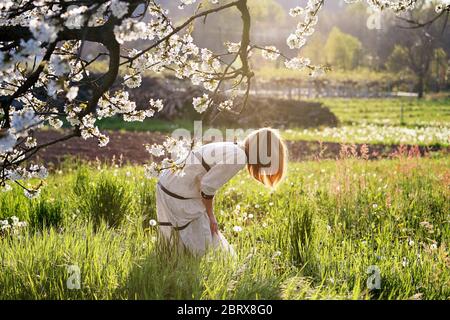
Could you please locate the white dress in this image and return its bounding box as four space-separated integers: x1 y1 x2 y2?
156 142 247 256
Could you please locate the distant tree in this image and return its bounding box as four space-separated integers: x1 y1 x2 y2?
430 48 448 92
324 27 363 70
383 0 449 98
302 33 327 65
386 45 409 73
385 45 449 95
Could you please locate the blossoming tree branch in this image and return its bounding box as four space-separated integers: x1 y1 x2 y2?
0 0 448 197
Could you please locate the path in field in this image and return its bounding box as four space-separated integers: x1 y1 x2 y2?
33 129 447 166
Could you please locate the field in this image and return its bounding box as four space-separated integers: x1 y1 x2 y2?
0 154 449 299
1 96 449 300
283 125 449 146
316 98 450 127
94 98 450 147
2 0 450 304
286 98 450 146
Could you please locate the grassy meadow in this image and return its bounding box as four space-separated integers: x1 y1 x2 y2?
316 97 450 127
0 154 449 299
94 97 450 147
2 92 449 300
285 98 450 146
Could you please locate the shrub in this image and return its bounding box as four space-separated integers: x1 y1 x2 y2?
278 195 316 268
73 166 91 197
0 190 29 222
79 174 132 229
210 98 339 128
29 200 64 231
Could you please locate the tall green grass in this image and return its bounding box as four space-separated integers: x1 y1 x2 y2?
0 157 448 299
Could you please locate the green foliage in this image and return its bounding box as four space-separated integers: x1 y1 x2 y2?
255 65 411 83
311 97 450 127
324 27 363 70
247 0 286 23
29 200 64 231
279 195 316 269
386 45 409 73
124 236 204 299
200 0 285 25
302 33 327 65
0 159 449 299
0 187 29 221
79 174 133 229
73 166 91 197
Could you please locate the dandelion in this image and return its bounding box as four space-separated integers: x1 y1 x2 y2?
291 125 450 146
419 221 434 234
149 219 157 227
0 216 27 236
0 219 9 230
410 293 423 300
372 203 378 209
11 216 19 225
233 226 243 233
272 251 282 259
402 257 409 267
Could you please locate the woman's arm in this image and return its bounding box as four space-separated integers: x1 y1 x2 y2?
202 197 218 235
199 145 246 235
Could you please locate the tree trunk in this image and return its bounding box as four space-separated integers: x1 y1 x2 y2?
417 75 425 99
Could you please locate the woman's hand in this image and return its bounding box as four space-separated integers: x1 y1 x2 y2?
209 214 218 236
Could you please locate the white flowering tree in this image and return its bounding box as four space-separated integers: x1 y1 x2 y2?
0 0 448 197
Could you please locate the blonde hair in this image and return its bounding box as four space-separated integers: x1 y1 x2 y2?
243 128 287 188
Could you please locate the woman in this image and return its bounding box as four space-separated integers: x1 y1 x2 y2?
156 128 287 255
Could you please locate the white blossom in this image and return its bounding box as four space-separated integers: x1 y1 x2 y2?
261 46 280 61
110 0 129 18
144 163 159 179
149 99 164 112
146 144 165 157
66 86 79 101
192 94 210 114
